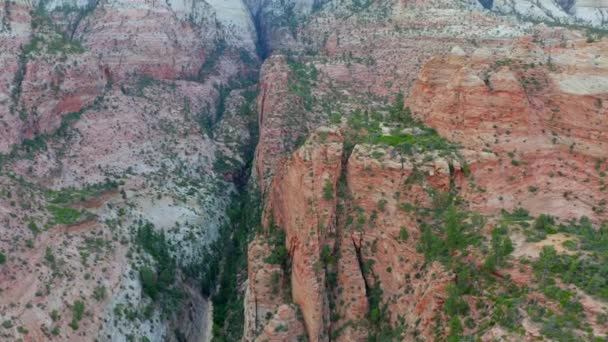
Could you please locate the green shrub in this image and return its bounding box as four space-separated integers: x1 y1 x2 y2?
73 300 85 320
448 316 463 342
264 229 288 266
321 245 336 265
444 284 469 317
136 223 178 306
484 225 514 271
534 214 556 234
47 205 82 225
93 285 106 301
140 266 159 299
69 300 85 330
46 181 118 205
50 310 60 321
286 58 318 111
398 226 409 241
323 179 334 200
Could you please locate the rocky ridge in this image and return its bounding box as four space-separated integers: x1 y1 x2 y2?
241 0 608 341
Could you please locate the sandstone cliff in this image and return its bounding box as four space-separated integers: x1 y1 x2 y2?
409 33 608 222
243 0 608 340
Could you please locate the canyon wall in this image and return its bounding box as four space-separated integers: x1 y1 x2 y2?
0 0 260 340
243 0 608 340
1 0 608 341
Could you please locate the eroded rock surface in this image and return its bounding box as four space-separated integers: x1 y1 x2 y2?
2 0 608 341
409 35 608 222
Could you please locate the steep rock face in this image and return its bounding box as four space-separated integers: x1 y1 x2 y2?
247 124 479 340
253 304 307 341
3 0 608 340
246 127 343 341
246 1 608 340
251 0 530 195
0 1 33 152
245 1 608 339
169 0 258 50
253 56 295 193
255 127 343 341
244 237 291 340
79 0 207 81
303 0 527 98
0 0 258 153
0 0 260 341
409 34 608 222
330 231 369 341
0 80 235 341
243 0 327 55
253 55 321 193
410 36 608 157
337 145 466 341
243 1 535 340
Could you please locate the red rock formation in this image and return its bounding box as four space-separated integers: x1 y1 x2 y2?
254 304 307 342
263 127 344 341
409 38 608 222
0 1 258 340
248 125 476 340
254 55 295 194
338 144 457 340
244 237 289 340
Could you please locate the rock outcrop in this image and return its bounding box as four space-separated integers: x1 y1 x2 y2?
247 127 343 341
247 125 475 340
409 35 608 222
244 1 608 341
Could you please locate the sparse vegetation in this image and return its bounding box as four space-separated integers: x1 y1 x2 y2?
68 300 85 330
93 285 106 301
287 56 318 111
24 7 86 56
484 224 514 271
47 205 85 225
343 95 459 157
264 224 289 267
531 217 608 301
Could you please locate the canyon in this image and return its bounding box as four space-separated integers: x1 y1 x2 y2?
0 0 607 341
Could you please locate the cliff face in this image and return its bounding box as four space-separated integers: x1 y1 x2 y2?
253 56 313 193
265 127 343 340
246 126 470 341
246 127 343 341
337 144 461 341
243 0 608 341
409 32 608 222
409 33 608 157
0 0 345 338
